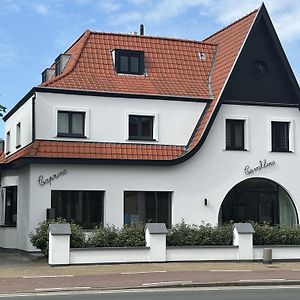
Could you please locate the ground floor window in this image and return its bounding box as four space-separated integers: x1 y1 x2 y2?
124 191 172 227
219 178 298 225
2 186 18 226
51 191 104 229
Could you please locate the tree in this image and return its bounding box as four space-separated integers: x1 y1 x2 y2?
0 104 6 117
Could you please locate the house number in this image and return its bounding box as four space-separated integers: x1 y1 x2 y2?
38 169 68 186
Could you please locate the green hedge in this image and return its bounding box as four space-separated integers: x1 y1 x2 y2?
253 222 300 245
167 221 233 246
29 218 85 256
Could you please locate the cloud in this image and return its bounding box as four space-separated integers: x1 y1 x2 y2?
33 3 49 15
2 0 20 13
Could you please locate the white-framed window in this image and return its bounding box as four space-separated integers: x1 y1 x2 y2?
55 107 89 139
126 112 158 142
268 118 294 152
16 122 21 148
223 116 249 151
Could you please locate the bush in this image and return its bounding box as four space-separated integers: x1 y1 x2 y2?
87 223 145 247
253 222 300 245
167 221 232 246
29 218 85 256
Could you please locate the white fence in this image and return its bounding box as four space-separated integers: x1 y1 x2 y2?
48 223 300 266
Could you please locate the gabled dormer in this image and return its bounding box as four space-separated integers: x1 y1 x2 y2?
54 53 71 76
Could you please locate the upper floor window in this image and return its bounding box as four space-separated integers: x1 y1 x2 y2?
129 115 154 141
57 111 85 138
225 119 245 150
271 121 290 152
16 122 21 148
5 131 10 154
115 49 144 75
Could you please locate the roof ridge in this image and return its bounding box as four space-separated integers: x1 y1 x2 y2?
89 31 215 46
41 30 91 87
202 8 258 42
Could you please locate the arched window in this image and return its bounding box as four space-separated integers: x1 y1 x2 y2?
219 178 298 225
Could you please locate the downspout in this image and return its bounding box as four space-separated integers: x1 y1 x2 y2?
32 94 36 142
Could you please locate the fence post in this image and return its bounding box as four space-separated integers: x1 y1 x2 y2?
233 223 255 261
145 223 168 262
48 224 71 266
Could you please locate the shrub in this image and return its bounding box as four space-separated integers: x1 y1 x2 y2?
87 225 119 247
253 222 300 245
167 221 232 246
29 218 85 256
87 223 145 247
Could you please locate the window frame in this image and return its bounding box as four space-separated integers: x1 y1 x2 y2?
5 131 11 155
16 122 21 149
269 118 294 153
114 49 145 75
123 191 172 228
51 190 105 230
223 116 249 151
55 108 89 139
2 186 18 227
126 112 158 142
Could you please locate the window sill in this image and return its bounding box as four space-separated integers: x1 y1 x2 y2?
225 148 247 151
128 137 157 142
15 144 21 149
0 224 16 228
271 150 292 153
5 151 10 155
57 134 87 139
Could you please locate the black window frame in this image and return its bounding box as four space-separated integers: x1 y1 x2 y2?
16 122 21 149
51 190 104 229
57 111 86 138
128 114 155 141
115 49 144 75
5 131 10 155
124 191 172 228
3 186 18 227
271 121 290 152
225 119 245 151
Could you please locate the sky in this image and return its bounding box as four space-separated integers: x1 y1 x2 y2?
0 0 299 136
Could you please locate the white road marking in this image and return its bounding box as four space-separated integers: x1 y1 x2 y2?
142 280 193 286
121 271 167 275
23 275 74 279
210 269 252 272
239 278 285 282
34 286 91 291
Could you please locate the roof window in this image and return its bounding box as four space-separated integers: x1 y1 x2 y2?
41 68 55 83
113 49 144 75
199 52 206 60
54 54 71 76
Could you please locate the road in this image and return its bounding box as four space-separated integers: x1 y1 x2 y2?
1 287 300 300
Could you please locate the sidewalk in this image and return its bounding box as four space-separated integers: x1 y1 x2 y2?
1 248 300 294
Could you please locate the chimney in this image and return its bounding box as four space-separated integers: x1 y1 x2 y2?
140 24 144 36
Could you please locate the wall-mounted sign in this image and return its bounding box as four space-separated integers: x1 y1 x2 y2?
38 169 67 186
244 159 275 175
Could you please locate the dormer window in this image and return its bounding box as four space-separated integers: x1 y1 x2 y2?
55 54 71 76
114 49 144 75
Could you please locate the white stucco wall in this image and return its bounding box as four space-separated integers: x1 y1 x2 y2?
4 97 33 155
34 92 206 146
2 103 300 251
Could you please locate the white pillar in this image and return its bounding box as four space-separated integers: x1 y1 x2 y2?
233 223 254 261
48 224 71 266
145 223 168 262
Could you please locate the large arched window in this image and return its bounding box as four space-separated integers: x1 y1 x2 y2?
219 178 298 225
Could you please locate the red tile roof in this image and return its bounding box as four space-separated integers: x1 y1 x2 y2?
2 8 259 166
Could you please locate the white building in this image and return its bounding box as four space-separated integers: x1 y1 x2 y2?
0 4 299 251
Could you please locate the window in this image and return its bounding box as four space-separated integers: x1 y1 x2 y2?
57 111 85 137
129 115 154 140
16 122 21 148
55 60 61 76
51 191 104 229
115 50 144 75
271 121 290 152
3 186 17 226
5 131 10 154
124 191 172 228
226 119 245 150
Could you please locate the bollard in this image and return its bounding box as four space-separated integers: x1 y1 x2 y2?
263 248 272 264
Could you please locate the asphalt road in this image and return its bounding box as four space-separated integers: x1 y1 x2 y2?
1 287 300 300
